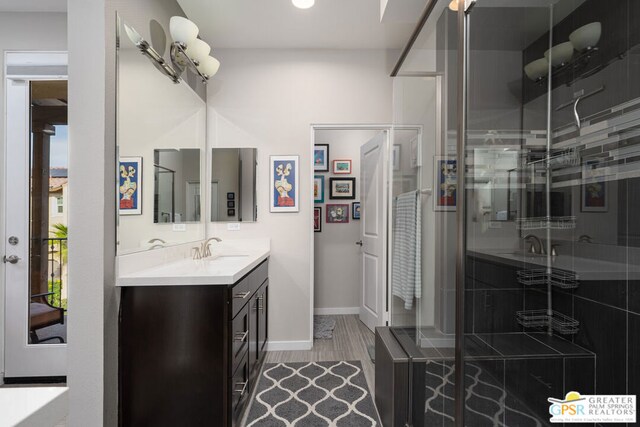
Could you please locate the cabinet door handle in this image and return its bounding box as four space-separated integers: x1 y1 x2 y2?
234 331 248 342
234 291 251 299
234 381 248 396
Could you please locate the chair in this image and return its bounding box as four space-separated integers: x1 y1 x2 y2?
29 292 65 344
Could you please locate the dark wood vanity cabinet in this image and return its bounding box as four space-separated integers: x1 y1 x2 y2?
119 258 269 427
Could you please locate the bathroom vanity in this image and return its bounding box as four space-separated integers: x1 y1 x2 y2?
117 249 269 427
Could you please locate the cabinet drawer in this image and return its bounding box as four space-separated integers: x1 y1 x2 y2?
231 350 250 427
231 304 249 373
230 275 251 319
250 260 269 291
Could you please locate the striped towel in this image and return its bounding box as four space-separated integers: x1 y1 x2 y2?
392 191 422 310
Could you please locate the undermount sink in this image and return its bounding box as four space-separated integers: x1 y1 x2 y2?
208 254 249 261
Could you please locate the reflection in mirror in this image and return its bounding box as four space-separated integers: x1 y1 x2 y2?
211 148 257 222
116 15 206 254
154 149 201 223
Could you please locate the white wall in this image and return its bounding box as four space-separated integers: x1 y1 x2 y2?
0 11 67 384
313 129 380 312
207 49 393 347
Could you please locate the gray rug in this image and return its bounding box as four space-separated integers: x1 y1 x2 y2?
313 315 336 339
246 361 381 426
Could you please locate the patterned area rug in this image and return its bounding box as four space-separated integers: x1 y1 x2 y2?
245 361 380 426
313 315 337 339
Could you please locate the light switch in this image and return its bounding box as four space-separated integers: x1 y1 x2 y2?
172 223 187 232
227 223 240 231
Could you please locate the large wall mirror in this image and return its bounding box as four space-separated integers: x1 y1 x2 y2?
116 15 206 254
211 148 257 222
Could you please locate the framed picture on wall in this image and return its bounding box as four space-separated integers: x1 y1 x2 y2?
314 144 330 172
314 207 322 232
227 192 235 200
434 156 457 211
314 175 325 203
326 204 349 223
329 177 356 200
332 159 352 174
118 156 142 215
228 209 235 216
352 202 361 220
227 200 235 208
270 155 300 212
582 161 608 212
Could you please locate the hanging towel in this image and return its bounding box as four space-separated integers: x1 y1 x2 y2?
392 190 422 310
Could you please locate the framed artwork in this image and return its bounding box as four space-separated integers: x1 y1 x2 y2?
434 156 457 211
326 204 349 223
270 155 300 212
352 202 361 220
314 175 325 203
329 177 356 200
119 156 142 215
332 159 352 174
314 144 330 172
227 192 235 200
582 162 608 212
227 200 235 208
228 209 235 216
392 145 401 171
314 207 322 232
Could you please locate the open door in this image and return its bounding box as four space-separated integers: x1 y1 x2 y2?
358 131 388 331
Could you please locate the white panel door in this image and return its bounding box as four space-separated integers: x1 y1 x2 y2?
359 131 388 332
4 78 66 378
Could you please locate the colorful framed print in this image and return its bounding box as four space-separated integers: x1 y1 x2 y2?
582 161 608 212
434 156 457 211
314 207 322 232
392 145 401 171
227 192 235 200
314 175 325 203
270 155 300 212
118 156 142 215
326 204 349 223
314 144 330 172
332 159 352 174
352 202 361 220
329 177 356 200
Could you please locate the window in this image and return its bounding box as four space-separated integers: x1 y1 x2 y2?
56 196 63 214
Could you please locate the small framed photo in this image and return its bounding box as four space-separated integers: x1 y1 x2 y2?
227 200 235 208
434 156 457 211
119 156 142 215
582 161 608 212
270 155 300 212
352 202 361 220
227 192 235 200
314 207 322 232
332 159 352 174
228 209 235 216
314 144 330 172
392 145 401 171
314 175 325 203
329 177 356 200
326 204 349 224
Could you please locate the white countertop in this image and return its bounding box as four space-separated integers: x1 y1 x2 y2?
116 248 270 286
0 387 68 427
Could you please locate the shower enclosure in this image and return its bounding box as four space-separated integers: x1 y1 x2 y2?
383 0 639 425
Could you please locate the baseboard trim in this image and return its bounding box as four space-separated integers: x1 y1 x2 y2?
314 307 359 315
266 340 313 351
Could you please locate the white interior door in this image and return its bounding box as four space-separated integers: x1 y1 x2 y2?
358 131 388 331
4 77 66 378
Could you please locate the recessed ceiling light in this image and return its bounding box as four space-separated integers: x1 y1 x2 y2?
292 0 315 9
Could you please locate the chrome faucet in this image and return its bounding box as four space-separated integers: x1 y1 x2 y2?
523 234 545 255
203 237 222 258
578 234 593 243
148 238 166 245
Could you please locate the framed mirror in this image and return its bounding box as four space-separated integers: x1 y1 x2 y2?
211 148 257 222
116 15 206 254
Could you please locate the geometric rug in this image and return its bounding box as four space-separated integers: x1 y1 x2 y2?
313 315 337 339
245 361 381 426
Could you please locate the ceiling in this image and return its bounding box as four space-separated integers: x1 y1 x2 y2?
0 0 66 12
177 0 423 49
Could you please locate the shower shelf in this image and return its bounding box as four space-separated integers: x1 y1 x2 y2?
516 309 579 335
517 269 579 289
516 216 576 230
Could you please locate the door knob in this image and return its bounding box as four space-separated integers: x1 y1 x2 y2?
355 240 363 246
3 255 20 264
